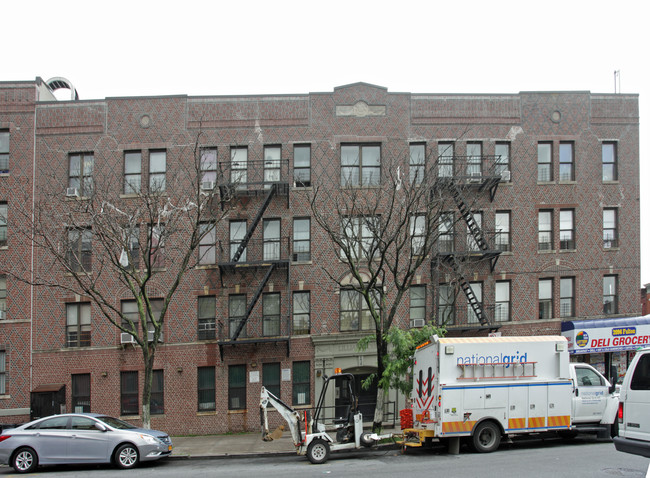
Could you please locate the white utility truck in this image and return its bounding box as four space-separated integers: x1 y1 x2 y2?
401 335 618 452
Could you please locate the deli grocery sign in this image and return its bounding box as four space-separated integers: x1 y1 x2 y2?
561 315 650 354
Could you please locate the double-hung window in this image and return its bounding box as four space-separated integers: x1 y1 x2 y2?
264 146 281 187
229 220 247 262
559 142 574 181
263 362 281 398
409 143 425 185
149 150 166 192
467 282 483 324
229 294 246 338
603 275 618 314
341 144 381 187
341 216 379 261
293 291 310 335
231 147 248 189
151 370 164 415
200 148 217 189
495 211 511 252
560 277 575 318
68 153 94 197
293 145 311 187
66 303 91 347
538 210 553 251
292 218 310 262
438 143 454 177
263 219 280 261
198 296 216 340
71 374 91 413
263 293 281 336
437 284 455 325
410 214 425 256
0 131 9 172
0 350 5 394
495 142 510 180
559 209 575 250
0 203 6 247
228 364 246 410
439 213 454 253
495 281 511 322
120 371 139 415
124 151 142 194
67 227 92 272
340 289 378 332
292 361 310 406
410 286 426 328
198 223 216 265
539 279 553 320
466 142 482 177
537 142 552 182
603 208 618 248
602 142 617 181
197 366 215 411
0 275 6 318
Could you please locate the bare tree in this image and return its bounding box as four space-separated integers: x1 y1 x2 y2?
5 129 232 428
309 142 501 431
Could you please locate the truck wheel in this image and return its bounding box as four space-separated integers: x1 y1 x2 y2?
306 439 330 464
12 447 38 473
360 433 376 448
472 421 501 453
610 420 619 438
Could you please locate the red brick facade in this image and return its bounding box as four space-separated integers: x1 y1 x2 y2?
0 79 640 435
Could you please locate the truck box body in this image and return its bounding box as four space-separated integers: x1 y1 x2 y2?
412 336 572 438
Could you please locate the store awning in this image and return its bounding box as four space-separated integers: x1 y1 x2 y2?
561 315 650 354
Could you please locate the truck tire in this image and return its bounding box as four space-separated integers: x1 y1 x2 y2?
360 432 376 448
306 439 330 464
472 421 501 453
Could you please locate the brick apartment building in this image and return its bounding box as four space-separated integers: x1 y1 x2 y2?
0 78 642 435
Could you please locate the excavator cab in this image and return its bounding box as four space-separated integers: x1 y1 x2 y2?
314 372 358 443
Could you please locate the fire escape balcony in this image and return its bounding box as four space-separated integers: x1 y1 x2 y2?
217 159 290 208
217 238 291 273
435 155 508 201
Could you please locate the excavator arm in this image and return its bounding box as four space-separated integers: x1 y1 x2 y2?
260 386 308 446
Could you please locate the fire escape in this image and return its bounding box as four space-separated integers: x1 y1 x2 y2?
433 154 506 330
216 155 291 359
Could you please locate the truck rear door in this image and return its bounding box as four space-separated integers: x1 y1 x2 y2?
622 352 650 441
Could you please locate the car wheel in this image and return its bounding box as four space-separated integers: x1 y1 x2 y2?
12 446 38 473
306 439 330 464
115 443 139 469
471 421 501 453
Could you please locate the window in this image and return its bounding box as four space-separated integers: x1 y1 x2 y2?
149 150 166 192
410 143 425 185
466 212 482 251
293 291 310 335
292 218 310 261
603 275 618 315
341 144 381 187
341 216 379 261
340 289 377 332
537 142 552 181
602 142 617 181
66 303 91 347
495 281 511 322
67 227 92 272
0 203 6 247
467 282 483 324
120 371 139 415
263 219 280 261
198 223 216 265
71 374 90 413
68 153 94 196
293 145 311 187
410 214 425 256
150 225 165 268
200 148 217 187
231 147 248 189
603 208 618 248
495 211 511 252
437 284 455 325
228 364 246 410
575 366 605 387
229 220 247 262
630 354 650 391
538 210 553 251
123 226 140 269
559 142 574 181
151 370 164 415
264 146 281 187
0 350 4 394
466 142 482 177
438 142 454 177
293 361 310 406
263 293 281 336
229 294 247 338
438 213 454 253
0 275 6 318
410 286 426 327
539 278 553 320
495 142 510 180
197 366 215 411
124 151 142 194
121 299 162 337
0 130 8 172
560 277 575 318
263 362 281 398
198 296 216 340
559 209 575 250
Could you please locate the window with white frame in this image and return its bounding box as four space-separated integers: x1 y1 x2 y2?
293 144 311 187
539 278 553 320
341 144 381 187
231 147 248 189
263 219 280 261
559 209 575 250
149 150 166 192
559 142 574 181
603 208 618 248
66 302 91 347
68 153 94 196
410 143 425 185
603 275 618 315
495 211 511 252
560 277 575 318
124 151 142 194
438 143 454 177
495 142 510 180
537 142 552 181
293 291 310 335
602 142 617 181
264 146 281 187
538 210 553 251
495 281 511 322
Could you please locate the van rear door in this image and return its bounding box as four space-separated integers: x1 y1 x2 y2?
622 352 650 440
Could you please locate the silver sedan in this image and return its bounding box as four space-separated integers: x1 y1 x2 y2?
0 413 172 473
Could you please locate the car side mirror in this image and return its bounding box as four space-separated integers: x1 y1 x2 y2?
95 423 107 432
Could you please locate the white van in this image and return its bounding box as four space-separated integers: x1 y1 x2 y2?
613 346 650 458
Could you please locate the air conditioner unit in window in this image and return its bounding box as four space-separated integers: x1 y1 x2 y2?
201 181 215 191
410 318 425 328
120 332 136 344
66 187 80 197
500 170 511 181
147 330 163 342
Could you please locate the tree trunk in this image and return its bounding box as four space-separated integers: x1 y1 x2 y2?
141 345 155 429
372 337 388 432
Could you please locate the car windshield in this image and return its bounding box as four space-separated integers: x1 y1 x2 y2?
96 416 138 429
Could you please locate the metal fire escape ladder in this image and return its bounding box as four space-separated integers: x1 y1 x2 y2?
451 256 489 327
231 184 277 264
231 263 277 340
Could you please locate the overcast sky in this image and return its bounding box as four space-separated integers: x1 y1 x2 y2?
6 0 649 286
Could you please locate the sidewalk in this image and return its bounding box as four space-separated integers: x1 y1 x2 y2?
170 427 401 459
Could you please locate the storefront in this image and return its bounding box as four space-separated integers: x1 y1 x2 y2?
561 315 650 384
